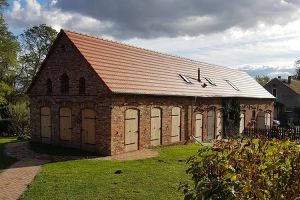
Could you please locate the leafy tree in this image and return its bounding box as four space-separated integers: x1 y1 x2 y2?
255 75 270 86
0 0 21 120
295 59 300 80
18 24 57 91
0 0 20 84
8 102 30 139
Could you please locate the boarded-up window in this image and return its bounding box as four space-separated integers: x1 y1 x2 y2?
171 107 181 142
207 110 215 140
125 109 139 152
195 113 203 141
82 109 96 144
257 111 265 129
151 108 162 146
240 113 245 133
41 107 51 138
59 107 72 140
216 111 223 139
265 112 271 129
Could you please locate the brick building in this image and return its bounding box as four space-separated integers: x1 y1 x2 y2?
264 76 300 127
28 30 274 155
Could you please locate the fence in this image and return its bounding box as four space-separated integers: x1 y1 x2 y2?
242 127 300 140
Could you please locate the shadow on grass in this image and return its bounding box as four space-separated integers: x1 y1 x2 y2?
29 141 98 157
0 137 18 171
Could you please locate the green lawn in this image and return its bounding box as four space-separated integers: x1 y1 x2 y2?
0 137 17 171
21 144 203 200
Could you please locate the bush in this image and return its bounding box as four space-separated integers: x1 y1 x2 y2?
0 118 12 136
180 138 300 200
8 102 30 140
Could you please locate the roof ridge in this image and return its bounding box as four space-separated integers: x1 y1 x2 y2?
62 29 238 72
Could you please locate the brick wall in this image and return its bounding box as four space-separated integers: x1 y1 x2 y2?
110 95 274 155
29 32 112 155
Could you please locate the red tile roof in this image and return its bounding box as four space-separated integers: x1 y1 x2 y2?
64 29 274 99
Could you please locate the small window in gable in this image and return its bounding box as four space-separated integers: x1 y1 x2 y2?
46 79 52 94
179 74 192 84
272 88 277 97
205 77 216 86
60 73 69 94
79 77 86 94
226 80 240 91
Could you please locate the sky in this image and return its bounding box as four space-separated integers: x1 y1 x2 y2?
4 0 300 78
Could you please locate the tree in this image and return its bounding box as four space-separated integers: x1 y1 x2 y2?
255 75 270 86
295 59 300 80
0 0 20 84
18 24 57 91
0 0 21 119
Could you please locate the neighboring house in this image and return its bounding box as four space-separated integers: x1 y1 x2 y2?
27 30 274 155
264 76 300 127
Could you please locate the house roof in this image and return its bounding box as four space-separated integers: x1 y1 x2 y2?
61 29 274 99
282 79 300 94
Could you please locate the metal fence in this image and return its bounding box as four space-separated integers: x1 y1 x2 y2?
242 127 300 140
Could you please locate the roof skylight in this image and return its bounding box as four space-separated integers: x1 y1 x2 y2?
179 74 192 84
226 80 240 91
205 77 216 86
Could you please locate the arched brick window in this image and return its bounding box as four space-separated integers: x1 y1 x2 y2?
46 79 52 94
60 73 69 94
79 77 85 94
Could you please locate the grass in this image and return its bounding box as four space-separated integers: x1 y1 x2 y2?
0 137 18 171
21 144 204 200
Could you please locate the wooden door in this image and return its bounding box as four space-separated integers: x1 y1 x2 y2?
207 110 215 140
125 109 139 152
195 113 203 141
82 109 96 144
216 111 223 139
257 111 265 129
171 107 181 142
151 108 161 146
59 107 72 140
41 107 51 138
265 113 271 129
240 113 245 133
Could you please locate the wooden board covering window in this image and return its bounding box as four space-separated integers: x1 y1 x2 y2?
59 107 72 141
257 111 265 129
195 113 203 141
82 109 96 144
171 107 181 143
265 113 271 129
207 110 215 140
125 109 139 152
150 108 161 146
41 107 51 138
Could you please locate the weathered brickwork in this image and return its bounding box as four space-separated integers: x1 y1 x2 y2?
29 33 112 155
110 95 274 155
28 32 274 156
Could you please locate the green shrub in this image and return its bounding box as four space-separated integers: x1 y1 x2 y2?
180 139 300 200
0 118 12 136
8 102 30 140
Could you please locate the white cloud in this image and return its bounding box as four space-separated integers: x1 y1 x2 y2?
4 0 300 78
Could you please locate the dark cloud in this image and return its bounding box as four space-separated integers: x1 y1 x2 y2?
238 65 295 78
55 0 300 39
